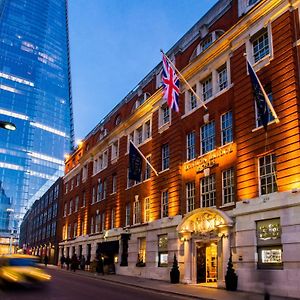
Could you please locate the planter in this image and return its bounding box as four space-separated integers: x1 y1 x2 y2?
170 269 180 284
225 273 238 291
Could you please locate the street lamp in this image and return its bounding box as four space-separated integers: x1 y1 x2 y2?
0 121 16 131
6 208 14 254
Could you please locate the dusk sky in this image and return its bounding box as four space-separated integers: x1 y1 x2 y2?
68 0 219 140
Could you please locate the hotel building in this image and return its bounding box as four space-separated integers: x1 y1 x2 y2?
58 0 300 297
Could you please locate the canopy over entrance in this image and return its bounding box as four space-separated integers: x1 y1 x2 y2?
177 208 233 238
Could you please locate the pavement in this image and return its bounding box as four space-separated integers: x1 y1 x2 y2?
46 264 297 300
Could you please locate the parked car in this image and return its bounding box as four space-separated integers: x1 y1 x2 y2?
0 254 51 286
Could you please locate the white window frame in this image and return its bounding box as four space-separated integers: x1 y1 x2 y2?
201 75 213 101
125 203 131 227
186 131 196 161
161 190 169 218
217 64 228 92
186 182 195 213
200 121 215 155
222 168 235 206
112 174 117 193
144 119 151 140
133 200 141 225
259 153 277 196
159 103 171 128
144 197 150 223
144 155 151 180
111 140 119 161
161 144 169 171
201 175 216 208
221 111 233 145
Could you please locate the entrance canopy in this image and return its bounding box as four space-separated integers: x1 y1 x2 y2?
177 208 233 237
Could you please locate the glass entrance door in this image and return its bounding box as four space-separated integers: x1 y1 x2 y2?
197 242 217 284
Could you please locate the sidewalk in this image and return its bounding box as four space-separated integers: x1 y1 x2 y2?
47 265 296 300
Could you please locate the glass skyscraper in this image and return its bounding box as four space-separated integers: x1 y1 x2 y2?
0 0 74 242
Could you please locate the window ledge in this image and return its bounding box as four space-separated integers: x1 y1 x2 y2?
252 55 272 72
111 157 119 164
219 202 235 209
158 123 170 134
159 168 169 174
252 119 276 133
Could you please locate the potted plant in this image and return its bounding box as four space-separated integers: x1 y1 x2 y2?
170 254 180 284
225 254 238 291
136 254 146 267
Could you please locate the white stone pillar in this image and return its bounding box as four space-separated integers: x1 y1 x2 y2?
182 233 192 284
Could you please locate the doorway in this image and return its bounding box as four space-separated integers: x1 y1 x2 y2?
196 242 217 285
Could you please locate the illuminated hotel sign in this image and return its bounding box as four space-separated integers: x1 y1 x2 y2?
184 143 235 173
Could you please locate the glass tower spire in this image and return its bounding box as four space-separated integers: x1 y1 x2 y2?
0 0 74 241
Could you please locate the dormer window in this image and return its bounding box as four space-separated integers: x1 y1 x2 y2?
190 30 225 62
115 114 121 126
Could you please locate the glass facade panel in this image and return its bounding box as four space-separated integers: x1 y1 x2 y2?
0 0 73 237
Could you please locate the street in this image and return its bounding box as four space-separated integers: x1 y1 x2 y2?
0 268 192 300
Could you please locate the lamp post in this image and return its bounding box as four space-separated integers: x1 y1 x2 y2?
6 208 14 254
0 121 16 131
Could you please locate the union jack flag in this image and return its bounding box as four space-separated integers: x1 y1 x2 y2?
162 53 180 112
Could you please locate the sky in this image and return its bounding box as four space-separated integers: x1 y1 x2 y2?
68 0 219 140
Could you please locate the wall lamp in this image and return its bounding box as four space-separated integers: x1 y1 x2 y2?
0 121 16 131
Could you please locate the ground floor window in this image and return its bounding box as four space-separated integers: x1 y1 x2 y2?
158 234 168 267
256 218 282 269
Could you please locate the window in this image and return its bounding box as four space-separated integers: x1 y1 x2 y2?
221 111 233 145
201 121 215 154
111 140 119 160
133 200 141 224
95 214 100 233
136 126 143 145
97 180 102 202
256 218 282 269
201 76 212 101
69 199 73 215
249 0 259 5
111 208 115 229
101 212 105 231
158 234 168 267
186 131 195 161
82 164 88 182
161 190 169 218
218 64 228 91
138 237 146 265
76 174 80 186
160 103 170 126
259 154 277 195
222 168 235 205
189 86 197 110
92 186 96 204
162 144 169 170
70 179 74 190
125 203 131 226
252 28 270 63
67 224 71 239
103 179 107 199
201 175 216 207
74 196 79 212
201 34 213 51
94 150 108 174
128 131 134 152
144 197 150 223
82 191 86 207
256 88 274 128
54 184 59 199
112 174 117 193
63 202 67 217
144 155 151 180
144 120 151 140
73 222 77 238
186 182 195 213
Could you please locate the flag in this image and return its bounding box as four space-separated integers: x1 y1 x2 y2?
162 53 180 112
129 141 142 182
247 60 270 130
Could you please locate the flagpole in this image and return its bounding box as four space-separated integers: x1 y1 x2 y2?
130 141 159 177
161 49 208 111
245 56 279 124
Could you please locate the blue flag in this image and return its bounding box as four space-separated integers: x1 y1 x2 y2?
247 61 269 130
129 141 142 182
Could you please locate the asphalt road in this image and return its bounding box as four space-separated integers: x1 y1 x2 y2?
0 268 191 300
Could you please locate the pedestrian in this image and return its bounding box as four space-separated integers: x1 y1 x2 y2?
96 254 104 275
71 253 78 272
80 255 86 271
65 255 70 270
60 254 65 269
44 254 49 267
86 255 91 271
